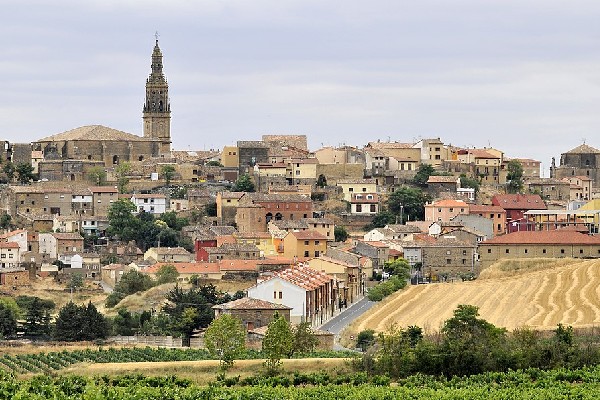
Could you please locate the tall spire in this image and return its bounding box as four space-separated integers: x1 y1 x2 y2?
143 36 171 156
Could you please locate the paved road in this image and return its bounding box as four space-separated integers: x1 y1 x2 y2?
319 297 376 335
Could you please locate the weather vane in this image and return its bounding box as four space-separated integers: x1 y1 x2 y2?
155 31 160 42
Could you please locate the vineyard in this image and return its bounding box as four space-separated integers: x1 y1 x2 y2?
3 365 600 399
0 347 350 375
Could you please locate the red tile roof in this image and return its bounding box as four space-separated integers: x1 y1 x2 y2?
288 230 327 240
482 231 600 245
274 264 333 291
145 262 221 274
492 194 546 210
0 242 20 249
469 205 506 213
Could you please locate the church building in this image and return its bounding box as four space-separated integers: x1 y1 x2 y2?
33 39 172 179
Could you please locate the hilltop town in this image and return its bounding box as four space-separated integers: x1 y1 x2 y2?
3 40 600 349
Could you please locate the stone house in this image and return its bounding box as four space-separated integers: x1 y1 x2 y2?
550 143 600 188
403 236 478 277
564 176 593 201
235 193 313 233
288 158 318 185
479 230 600 270
237 140 270 174
206 243 261 262
90 186 119 216
363 224 421 242
39 232 84 260
101 263 127 287
526 178 570 201
216 191 245 225
144 246 193 263
212 297 292 331
269 218 335 241
426 175 460 197
0 268 29 286
354 240 389 272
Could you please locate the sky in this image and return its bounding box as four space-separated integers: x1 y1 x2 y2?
2 1 600 176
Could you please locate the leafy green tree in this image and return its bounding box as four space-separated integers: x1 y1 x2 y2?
232 174 255 192
205 314 246 371
161 164 176 186
54 301 109 341
291 321 318 356
0 213 12 230
262 312 294 373
163 285 222 336
105 270 155 308
459 174 480 194
0 298 19 339
205 202 217 217
115 162 132 193
68 273 84 291
112 308 139 336
2 162 15 182
387 187 430 222
412 164 436 187
357 329 376 351
16 296 54 337
334 226 349 242
384 258 411 278
107 199 139 241
155 264 179 284
441 304 508 376
206 160 223 167
317 174 327 188
87 167 107 186
367 210 396 229
159 211 189 231
16 163 36 184
506 160 524 194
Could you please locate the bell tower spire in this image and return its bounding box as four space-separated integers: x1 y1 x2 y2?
143 34 171 156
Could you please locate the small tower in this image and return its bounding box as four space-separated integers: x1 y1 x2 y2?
143 37 171 156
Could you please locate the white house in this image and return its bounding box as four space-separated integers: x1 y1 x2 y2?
0 242 21 268
131 194 167 215
248 265 334 325
0 229 28 260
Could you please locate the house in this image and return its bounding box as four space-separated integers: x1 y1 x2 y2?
282 230 327 259
455 148 503 185
288 158 318 185
492 194 546 232
0 268 29 286
101 263 127 287
403 236 477 278
234 193 313 233
550 143 600 188
354 240 389 272
0 229 28 259
144 247 194 263
363 224 421 242
349 193 379 215
412 138 449 166
205 243 261 262
0 242 21 268
269 218 335 241
307 256 363 304
39 232 84 260
479 231 600 269
143 261 222 282
525 178 570 201
336 179 378 202
468 205 506 236
426 175 460 197
564 176 593 201
235 231 276 257
452 214 495 240
213 297 292 331
247 264 335 324
90 186 119 216
131 193 167 215
424 199 469 222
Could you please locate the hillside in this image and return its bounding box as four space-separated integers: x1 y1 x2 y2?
348 258 600 337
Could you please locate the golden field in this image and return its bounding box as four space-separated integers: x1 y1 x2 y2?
347 258 600 338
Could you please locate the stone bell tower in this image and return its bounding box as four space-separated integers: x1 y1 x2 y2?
143 37 171 155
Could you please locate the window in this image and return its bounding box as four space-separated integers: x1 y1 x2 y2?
446 250 451 255
370 204 376 212
450 208 454 212
356 204 362 212
505 249 510 254
560 249 565 254
487 249 492 253
304 241 309 245
462 250 467 255
315 241 320 245
315 251 320 257
349 188 354 192
362 187 367 192
580 249 584 254
304 251 309 257
543 249 547 254
273 291 277 299
462 259 466 264
446 259 451 264
279 291 283 299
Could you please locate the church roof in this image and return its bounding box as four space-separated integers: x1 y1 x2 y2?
38 125 152 142
565 144 600 154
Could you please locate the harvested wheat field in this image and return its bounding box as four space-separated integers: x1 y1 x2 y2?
350 258 600 336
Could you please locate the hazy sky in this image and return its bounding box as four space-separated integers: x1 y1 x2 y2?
2 1 600 175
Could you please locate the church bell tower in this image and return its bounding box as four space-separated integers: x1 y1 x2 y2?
143 38 171 155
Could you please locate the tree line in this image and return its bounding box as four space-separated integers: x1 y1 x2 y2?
356 304 598 378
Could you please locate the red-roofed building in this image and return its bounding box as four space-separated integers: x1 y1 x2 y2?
144 262 222 281
469 205 507 236
0 242 21 268
248 264 335 325
479 231 600 269
213 297 292 331
425 199 470 222
492 194 546 232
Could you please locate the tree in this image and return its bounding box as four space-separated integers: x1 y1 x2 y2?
161 164 176 186
334 226 349 242
163 285 222 336
54 301 108 341
232 174 255 192
68 273 84 291
155 264 179 284
87 167 107 186
506 160 524 194
387 187 430 222
112 308 139 336
205 202 217 217
291 321 318 356
0 298 18 339
384 258 411 279
412 164 436 187
367 210 396 229
16 163 36 184
16 296 54 337
206 160 223 167
357 329 376 351
107 199 139 241
262 312 294 373
0 213 12 230
159 211 189 231
459 174 480 194
205 314 246 371
2 162 15 182
317 174 327 188
105 270 155 308
115 162 132 193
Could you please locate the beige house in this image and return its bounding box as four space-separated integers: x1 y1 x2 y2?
0 242 21 268
283 230 327 259
288 158 318 185
565 176 593 201
221 146 239 168
479 230 600 269
144 247 194 263
336 179 378 202
307 256 363 304
216 191 245 225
